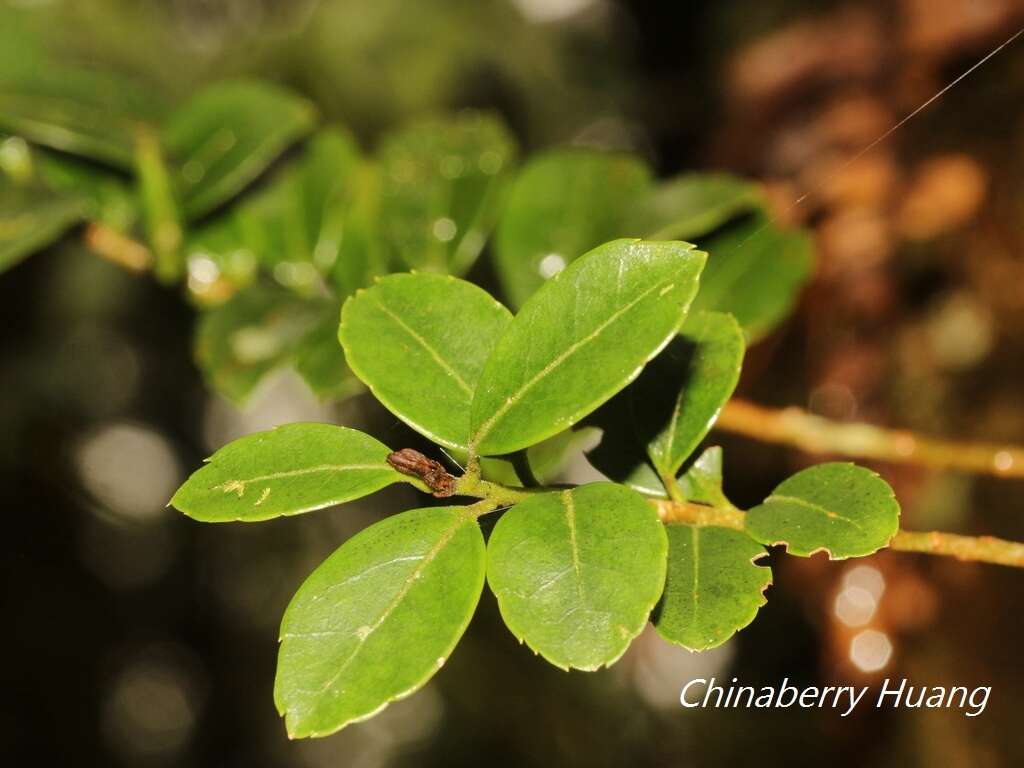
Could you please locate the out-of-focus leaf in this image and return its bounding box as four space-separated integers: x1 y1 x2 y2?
654 525 770 651
494 150 653 308
340 274 512 450
470 239 705 457
184 128 366 297
293 311 362 402
171 423 407 522
378 112 515 275
0 67 167 168
632 173 761 241
36 151 137 231
0 181 85 272
693 213 813 341
486 483 667 670
585 312 744 492
296 129 365 278
134 128 183 283
195 285 347 404
276 506 485 737
163 80 317 220
745 463 900 558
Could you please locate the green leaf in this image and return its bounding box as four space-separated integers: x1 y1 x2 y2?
654 525 771 651
340 273 512 450
293 311 362 402
195 286 344 404
184 128 368 297
494 150 653 308
646 312 744 477
745 463 900 558
585 311 744 492
476 427 600 488
134 128 183 283
36 151 138 231
470 239 706 457
163 80 317 220
0 67 167 168
693 213 813 341
486 483 667 670
377 112 515 275
330 159 384 297
677 446 728 506
171 423 407 522
0 181 85 272
296 129 366 280
633 173 761 241
275 506 485 737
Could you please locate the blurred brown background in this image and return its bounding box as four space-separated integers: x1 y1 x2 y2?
2 0 1024 765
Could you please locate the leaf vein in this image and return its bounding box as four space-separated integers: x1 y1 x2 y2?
369 295 473 396
472 274 678 449
767 494 866 533
313 516 466 696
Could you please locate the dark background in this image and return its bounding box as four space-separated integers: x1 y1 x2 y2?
2 0 1024 765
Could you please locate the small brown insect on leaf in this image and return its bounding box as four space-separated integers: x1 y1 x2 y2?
387 449 456 497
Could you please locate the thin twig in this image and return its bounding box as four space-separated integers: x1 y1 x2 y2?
651 498 1024 569
715 399 1024 479
889 530 1024 568
83 223 153 273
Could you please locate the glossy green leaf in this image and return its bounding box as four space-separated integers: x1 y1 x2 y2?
163 80 317 220
171 423 407 522
745 463 900 558
487 483 667 670
494 150 653 307
0 67 166 167
470 239 706 457
585 311 744 491
633 173 761 241
654 525 771 651
0 181 85 272
647 312 744 476
377 112 515 274
340 273 512 450
195 286 344 404
275 506 485 737
694 213 813 340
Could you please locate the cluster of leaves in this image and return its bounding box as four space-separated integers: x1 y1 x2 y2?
2 68 895 740
173 241 900 739
1 70 811 407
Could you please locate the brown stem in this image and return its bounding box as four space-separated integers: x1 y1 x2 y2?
716 399 1024 479
651 498 745 529
83 223 153 273
889 530 1024 568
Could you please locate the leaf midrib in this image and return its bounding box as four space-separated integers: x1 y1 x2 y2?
562 491 585 601
766 493 867 534
471 273 680 450
368 294 473 396
212 463 389 494
309 515 466 702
